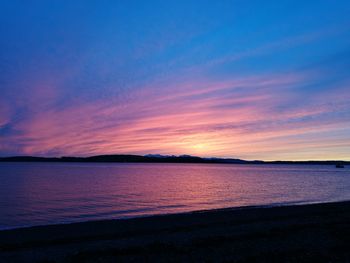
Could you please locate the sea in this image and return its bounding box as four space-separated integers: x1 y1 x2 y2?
0 162 349 230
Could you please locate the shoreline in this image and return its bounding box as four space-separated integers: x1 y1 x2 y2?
1 200 350 262
0 199 344 232
1 154 349 166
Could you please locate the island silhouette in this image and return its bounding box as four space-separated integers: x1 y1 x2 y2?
0 154 348 166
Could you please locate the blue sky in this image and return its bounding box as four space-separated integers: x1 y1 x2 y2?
1 0 350 160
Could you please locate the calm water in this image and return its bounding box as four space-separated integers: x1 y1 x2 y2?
0 162 349 230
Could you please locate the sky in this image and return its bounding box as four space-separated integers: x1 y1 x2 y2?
0 0 350 160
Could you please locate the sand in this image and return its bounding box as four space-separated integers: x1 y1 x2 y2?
1 201 350 262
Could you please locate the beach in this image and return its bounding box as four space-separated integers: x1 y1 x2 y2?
1 201 350 262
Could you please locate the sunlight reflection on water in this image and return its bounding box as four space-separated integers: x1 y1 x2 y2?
0 162 349 229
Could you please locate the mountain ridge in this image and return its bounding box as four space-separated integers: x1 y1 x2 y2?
0 154 348 165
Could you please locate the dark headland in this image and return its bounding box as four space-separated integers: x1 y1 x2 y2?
0 154 349 165
1 201 350 262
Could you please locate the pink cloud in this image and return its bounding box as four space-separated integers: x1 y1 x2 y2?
1 67 349 161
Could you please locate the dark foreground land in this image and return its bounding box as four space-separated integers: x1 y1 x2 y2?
1 201 350 263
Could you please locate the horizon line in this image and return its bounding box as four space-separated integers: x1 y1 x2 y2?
0 154 349 163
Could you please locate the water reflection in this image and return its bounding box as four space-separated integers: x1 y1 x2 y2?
0 162 349 229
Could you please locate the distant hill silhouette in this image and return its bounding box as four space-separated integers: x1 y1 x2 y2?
0 154 348 165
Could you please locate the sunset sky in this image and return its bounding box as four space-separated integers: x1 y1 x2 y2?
1 0 350 160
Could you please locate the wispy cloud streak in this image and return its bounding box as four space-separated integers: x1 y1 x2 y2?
1 68 349 160
1 1 350 160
